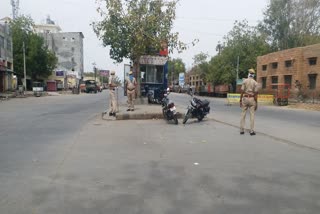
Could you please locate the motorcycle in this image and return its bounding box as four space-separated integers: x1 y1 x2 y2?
161 88 178 124
183 90 210 124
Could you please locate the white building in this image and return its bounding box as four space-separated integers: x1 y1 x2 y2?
35 17 84 90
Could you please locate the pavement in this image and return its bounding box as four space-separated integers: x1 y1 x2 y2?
102 98 184 121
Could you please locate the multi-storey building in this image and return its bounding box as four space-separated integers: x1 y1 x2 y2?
257 44 320 98
187 71 204 89
35 17 84 90
0 17 14 92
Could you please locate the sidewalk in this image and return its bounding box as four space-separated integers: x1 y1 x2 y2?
102 98 184 120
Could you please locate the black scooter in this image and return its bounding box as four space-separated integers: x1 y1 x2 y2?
183 89 210 124
161 88 178 124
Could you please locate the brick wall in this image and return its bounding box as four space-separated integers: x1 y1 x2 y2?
257 44 320 98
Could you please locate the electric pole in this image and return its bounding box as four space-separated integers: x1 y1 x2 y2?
23 41 26 90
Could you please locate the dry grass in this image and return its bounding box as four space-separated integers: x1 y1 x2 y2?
287 103 320 111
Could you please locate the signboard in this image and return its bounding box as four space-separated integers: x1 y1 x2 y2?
179 73 185 87
236 78 244 85
227 93 274 105
55 70 64 77
139 55 168 65
100 70 109 77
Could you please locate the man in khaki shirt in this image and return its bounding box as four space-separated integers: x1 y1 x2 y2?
108 71 118 116
240 68 258 135
125 71 137 111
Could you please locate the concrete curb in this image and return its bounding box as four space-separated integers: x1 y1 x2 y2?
113 103 184 120
115 111 183 120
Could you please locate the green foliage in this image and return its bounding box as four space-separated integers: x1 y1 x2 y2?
258 0 320 50
189 52 210 83
206 20 271 84
168 58 185 84
10 15 57 81
93 0 192 63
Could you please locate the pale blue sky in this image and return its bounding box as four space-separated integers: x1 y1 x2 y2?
0 0 268 76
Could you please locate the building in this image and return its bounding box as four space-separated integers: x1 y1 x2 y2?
35 17 84 90
0 17 14 92
257 44 320 98
186 70 204 91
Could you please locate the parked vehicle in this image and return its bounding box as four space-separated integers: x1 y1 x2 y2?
161 88 178 124
183 89 210 124
85 80 97 93
32 82 44 97
198 83 230 97
147 88 166 104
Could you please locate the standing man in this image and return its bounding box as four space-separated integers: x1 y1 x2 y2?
240 68 258 135
125 71 137 111
108 70 118 116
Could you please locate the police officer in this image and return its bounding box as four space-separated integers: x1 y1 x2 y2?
125 71 137 111
240 68 258 135
108 70 118 116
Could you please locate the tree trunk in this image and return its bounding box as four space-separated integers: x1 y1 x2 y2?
133 58 141 97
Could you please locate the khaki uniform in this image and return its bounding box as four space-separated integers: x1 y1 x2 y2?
108 75 117 114
240 77 258 133
125 76 136 110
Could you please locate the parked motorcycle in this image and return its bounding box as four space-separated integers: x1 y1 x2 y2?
161 88 178 124
183 90 210 124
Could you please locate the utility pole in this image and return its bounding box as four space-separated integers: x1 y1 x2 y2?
23 41 27 90
92 62 96 81
236 56 239 81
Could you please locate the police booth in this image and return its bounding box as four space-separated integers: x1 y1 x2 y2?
139 55 168 103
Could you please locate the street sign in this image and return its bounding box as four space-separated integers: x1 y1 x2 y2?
179 73 185 87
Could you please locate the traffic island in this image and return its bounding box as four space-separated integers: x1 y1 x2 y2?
104 104 184 120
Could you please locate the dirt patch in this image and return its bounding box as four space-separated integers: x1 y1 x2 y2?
286 103 320 111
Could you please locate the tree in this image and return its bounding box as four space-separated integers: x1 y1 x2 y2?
93 0 191 64
168 58 185 85
259 0 320 51
10 15 57 82
190 52 210 84
207 20 270 84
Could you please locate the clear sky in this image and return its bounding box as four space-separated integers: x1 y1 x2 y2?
0 0 269 78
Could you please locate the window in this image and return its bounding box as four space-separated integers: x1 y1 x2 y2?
261 77 267 89
284 75 292 87
308 57 317 66
308 74 317 89
262 65 267 71
272 62 278 69
272 76 278 89
7 62 12 70
285 60 292 68
140 65 164 84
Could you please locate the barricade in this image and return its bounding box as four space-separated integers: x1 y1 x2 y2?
226 93 274 105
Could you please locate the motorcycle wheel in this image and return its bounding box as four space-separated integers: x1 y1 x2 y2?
183 109 191 124
197 113 204 121
173 114 178 125
162 108 166 118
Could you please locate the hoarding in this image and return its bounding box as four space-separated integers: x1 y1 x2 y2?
100 70 110 77
55 71 64 77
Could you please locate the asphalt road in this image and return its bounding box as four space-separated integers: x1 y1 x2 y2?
0 90 320 214
171 92 320 150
